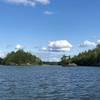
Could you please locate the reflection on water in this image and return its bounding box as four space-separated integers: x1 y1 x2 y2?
0 66 100 100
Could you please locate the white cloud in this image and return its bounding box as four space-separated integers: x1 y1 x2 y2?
97 40 100 44
6 0 50 7
0 52 8 58
41 47 48 51
42 40 72 52
15 44 24 49
47 57 60 62
36 0 50 5
80 40 96 47
44 11 54 15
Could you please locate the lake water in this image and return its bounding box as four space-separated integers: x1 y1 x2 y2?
0 66 100 100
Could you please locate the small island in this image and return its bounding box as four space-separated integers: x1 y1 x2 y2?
0 50 42 66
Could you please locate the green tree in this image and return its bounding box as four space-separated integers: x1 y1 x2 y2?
2 50 42 66
60 55 71 66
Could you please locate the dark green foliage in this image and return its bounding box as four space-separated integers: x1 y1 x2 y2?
60 55 71 66
60 46 100 66
2 50 42 66
0 58 3 64
71 46 100 66
97 44 100 48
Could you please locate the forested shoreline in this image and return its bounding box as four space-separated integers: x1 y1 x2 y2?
60 45 100 66
0 45 100 66
0 50 42 66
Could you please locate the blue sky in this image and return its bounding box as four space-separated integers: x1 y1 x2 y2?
0 0 100 61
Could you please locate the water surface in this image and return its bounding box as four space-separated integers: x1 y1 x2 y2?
0 66 100 100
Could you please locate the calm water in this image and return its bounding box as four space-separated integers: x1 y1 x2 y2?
0 66 100 100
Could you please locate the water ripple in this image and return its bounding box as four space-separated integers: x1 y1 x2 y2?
0 66 100 100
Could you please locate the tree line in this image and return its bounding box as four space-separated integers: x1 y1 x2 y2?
60 45 100 66
0 45 100 66
0 50 42 66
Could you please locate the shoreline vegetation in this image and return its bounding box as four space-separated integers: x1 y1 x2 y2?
0 50 42 66
0 44 100 67
60 44 100 67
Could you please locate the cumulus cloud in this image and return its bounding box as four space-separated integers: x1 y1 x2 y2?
36 0 50 5
41 47 48 51
0 52 8 58
5 0 50 7
97 40 100 44
15 44 24 49
80 40 96 47
44 11 54 15
42 40 72 52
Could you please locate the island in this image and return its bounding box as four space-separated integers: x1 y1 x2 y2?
1 49 42 66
